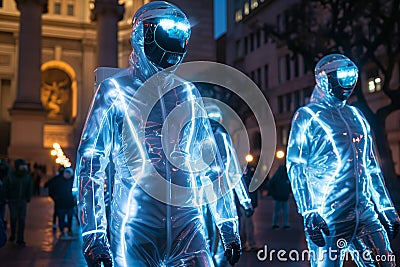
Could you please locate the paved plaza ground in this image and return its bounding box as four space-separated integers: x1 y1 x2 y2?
0 192 399 266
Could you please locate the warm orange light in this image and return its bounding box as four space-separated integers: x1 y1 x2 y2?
53 143 61 149
245 154 254 162
51 143 72 168
276 150 285 159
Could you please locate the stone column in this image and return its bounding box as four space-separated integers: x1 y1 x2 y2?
8 0 48 164
91 0 124 67
13 0 48 110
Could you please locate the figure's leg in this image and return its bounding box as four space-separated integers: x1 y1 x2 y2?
307 235 344 267
57 208 67 234
168 220 215 267
245 217 256 248
272 201 280 226
112 221 161 267
66 208 74 233
283 201 290 227
239 214 247 246
53 202 57 231
16 201 27 243
8 202 17 240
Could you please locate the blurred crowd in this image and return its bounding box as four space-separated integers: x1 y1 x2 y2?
0 159 77 248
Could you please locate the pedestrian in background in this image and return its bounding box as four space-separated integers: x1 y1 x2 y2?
52 167 76 238
267 164 291 230
44 166 64 230
240 163 259 251
5 159 33 246
0 218 6 248
31 164 42 196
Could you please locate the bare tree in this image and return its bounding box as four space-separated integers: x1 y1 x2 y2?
265 0 400 208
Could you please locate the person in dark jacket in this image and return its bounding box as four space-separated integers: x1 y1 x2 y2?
267 164 291 229
44 166 65 230
5 159 33 246
51 167 75 238
239 163 259 251
0 218 6 248
31 164 42 196
0 160 9 246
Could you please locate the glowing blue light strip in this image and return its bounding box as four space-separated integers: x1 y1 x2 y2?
337 68 357 79
381 207 395 211
302 209 318 216
110 78 146 267
82 229 107 237
208 112 221 121
350 106 392 211
221 134 233 189
182 86 201 206
83 93 117 233
159 18 190 32
216 217 237 225
239 199 252 205
220 133 251 205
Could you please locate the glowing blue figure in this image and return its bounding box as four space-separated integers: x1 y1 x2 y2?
75 2 241 267
203 103 253 267
286 54 400 266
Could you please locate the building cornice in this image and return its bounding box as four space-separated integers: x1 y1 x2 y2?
15 0 48 13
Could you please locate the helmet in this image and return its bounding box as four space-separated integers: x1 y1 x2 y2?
315 54 358 101
205 103 223 132
131 2 191 70
205 103 223 124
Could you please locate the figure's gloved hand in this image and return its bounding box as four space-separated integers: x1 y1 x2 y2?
379 209 400 240
224 240 241 266
243 202 254 217
304 212 330 247
219 222 242 265
82 232 113 267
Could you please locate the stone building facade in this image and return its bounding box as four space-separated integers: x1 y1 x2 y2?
224 0 400 175
0 0 215 174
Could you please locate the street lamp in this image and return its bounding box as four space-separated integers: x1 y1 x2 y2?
50 142 72 168
245 154 254 163
276 150 285 159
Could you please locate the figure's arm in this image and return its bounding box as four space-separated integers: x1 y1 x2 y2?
75 83 116 266
235 177 253 215
359 115 394 211
287 108 329 246
218 132 253 214
286 109 315 216
198 143 241 265
26 175 33 202
180 95 241 265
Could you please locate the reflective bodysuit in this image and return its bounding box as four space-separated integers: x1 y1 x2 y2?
286 54 399 266
204 104 253 266
75 2 240 267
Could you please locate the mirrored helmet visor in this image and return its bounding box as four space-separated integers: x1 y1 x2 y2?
336 66 358 88
143 17 190 69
